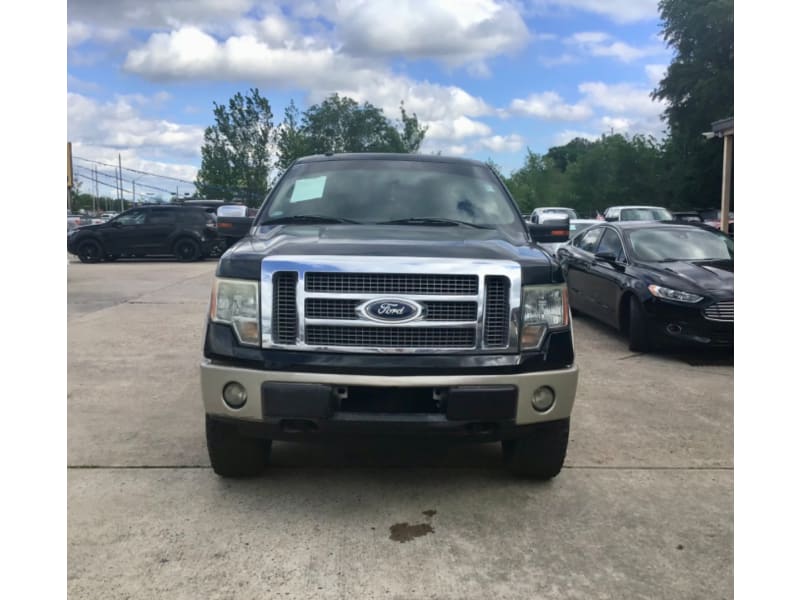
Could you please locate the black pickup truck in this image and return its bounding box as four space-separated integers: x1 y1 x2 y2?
201 153 579 479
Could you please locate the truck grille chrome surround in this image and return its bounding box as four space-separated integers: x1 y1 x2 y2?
261 256 520 354
703 300 733 322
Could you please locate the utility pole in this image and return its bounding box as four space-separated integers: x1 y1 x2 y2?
67 142 73 211
132 179 136 207
118 154 124 212
92 164 98 214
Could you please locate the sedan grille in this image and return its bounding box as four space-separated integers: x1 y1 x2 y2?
703 300 733 322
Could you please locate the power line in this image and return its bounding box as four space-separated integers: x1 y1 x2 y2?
73 155 197 185
74 166 177 195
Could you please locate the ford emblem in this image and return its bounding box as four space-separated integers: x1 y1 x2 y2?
360 299 422 323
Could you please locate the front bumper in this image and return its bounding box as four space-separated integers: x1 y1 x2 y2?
201 360 578 440
644 299 733 347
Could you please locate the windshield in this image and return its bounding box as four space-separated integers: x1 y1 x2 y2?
261 159 520 227
627 227 733 262
620 208 673 221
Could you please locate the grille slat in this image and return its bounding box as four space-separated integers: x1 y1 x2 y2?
272 272 298 343
703 300 733 322
424 301 478 321
305 298 360 320
306 273 478 295
306 326 475 348
484 276 510 347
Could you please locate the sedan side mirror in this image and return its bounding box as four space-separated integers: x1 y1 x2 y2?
595 251 625 270
529 218 570 243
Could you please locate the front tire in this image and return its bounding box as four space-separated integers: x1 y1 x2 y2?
503 418 570 479
77 239 103 263
206 416 271 478
174 238 201 262
628 296 651 352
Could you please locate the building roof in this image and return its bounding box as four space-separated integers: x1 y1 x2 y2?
711 117 734 135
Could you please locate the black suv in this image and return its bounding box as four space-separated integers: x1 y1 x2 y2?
67 205 218 263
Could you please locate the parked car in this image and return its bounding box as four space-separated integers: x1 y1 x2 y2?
697 208 734 237
672 211 703 223
539 218 600 257
67 205 219 263
603 206 673 222
530 207 578 223
556 221 733 352
180 200 254 251
200 152 578 479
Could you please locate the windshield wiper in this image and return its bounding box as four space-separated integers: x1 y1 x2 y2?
375 217 493 229
261 215 361 225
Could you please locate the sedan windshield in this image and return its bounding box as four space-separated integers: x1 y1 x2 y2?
628 228 733 262
261 159 520 227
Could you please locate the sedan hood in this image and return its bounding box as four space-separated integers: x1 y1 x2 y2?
644 259 733 295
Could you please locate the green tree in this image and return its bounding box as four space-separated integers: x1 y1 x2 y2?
195 88 274 206
652 0 734 206
276 94 428 168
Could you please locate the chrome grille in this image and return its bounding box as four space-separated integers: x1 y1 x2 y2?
305 272 478 295
306 298 360 320
484 276 510 347
260 256 521 354
272 272 298 343
305 298 477 322
703 300 733 322
306 326 476 348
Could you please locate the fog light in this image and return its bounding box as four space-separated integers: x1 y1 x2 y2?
222 381 247 409
531 386 555 412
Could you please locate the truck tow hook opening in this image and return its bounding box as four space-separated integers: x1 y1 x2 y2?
466 422 496 436
280 419 319 434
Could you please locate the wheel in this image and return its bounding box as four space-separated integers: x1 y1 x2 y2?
503 418 570 479
174 238 201 262
206 416 271 478
76 239 103 263
628 296 651 352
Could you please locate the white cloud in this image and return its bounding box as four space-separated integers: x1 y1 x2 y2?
68 92 204 159
530 0 659 24
425 117 492 141
565 31 666 63
478 134 525 153
553 129 600 145
599 116 633 132
645 63 668 85
335 0 530 67
509 92 592 121
578 82 664 117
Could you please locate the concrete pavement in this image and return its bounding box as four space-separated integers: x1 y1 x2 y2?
67 257 733 599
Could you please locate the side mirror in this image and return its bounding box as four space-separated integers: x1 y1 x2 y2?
595 251 617 262
595 251 625 270
529 218 570 243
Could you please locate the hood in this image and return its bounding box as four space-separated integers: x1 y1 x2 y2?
643 259 734 295
218 224 557 280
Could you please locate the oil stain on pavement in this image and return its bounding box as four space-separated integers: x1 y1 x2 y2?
389 509 437 542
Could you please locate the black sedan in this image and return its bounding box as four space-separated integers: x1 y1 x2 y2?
556 221 733 351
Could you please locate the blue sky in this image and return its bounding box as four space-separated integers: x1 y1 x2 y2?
67 0 672 199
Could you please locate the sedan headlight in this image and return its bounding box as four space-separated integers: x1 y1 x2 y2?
521 284 569 350
647 284 703 304
210 278 260 346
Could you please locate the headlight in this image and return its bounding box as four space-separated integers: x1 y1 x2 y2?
647 284 703 303
521 284 569 350
210 278 260 346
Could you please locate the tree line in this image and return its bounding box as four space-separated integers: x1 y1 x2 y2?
194 92 427 206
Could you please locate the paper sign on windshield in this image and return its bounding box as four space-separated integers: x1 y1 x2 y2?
290 176 327 203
